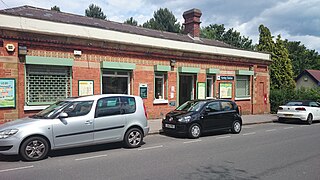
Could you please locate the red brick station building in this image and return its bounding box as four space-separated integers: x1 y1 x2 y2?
0 6 271 123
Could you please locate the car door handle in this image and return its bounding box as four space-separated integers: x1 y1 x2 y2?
85 120 93 125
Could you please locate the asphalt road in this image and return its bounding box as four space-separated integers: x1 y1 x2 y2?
0 121 320 180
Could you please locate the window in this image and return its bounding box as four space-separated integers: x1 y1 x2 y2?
206 101 221 112
120 96 136 114
236 76 250 98
102 71 130 94
221 101 234 111
206 76 215 98
96 97 121 117
26 65 71 105
63 101 93 117
155 73 165 99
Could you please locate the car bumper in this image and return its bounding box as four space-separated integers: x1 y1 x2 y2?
162 122 189 135
0 136 21 155
143 126 150 136
277 112 308 121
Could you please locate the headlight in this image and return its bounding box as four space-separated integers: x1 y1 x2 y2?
0 129 19 139
178 116 191 123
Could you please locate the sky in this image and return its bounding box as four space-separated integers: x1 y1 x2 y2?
1 0 319 53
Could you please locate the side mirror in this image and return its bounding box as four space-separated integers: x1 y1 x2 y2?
58 112 68 119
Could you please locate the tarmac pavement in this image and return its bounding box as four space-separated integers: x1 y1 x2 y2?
147 114 278 135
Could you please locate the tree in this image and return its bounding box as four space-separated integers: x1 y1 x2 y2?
142 8 181 33
201 24 255 50
85 4 107 20
124 17 138 26
284 40 320 77
257 25 295 90
51 6 60 12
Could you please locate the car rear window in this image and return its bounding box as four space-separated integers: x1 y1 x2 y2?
286 101 308 106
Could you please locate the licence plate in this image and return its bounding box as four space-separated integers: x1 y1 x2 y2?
165 124 175 129
285 114 293 117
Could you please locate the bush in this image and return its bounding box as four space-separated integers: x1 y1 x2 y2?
270 87 320 113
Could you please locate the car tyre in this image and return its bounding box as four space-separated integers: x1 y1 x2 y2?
188 123 201 139
124 128 143 148
19 136 49 161
307 114 313 125
231 120 242 134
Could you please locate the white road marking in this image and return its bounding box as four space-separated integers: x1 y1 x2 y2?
75 154 108 161
183 139 202 144
266 129 276 132
242 132 256 136
299 125 306 127
216 136 231 139
138 145 163 151
284 127 294 129
0 165 34 173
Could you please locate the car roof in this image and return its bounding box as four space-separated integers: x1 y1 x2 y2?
67 94 137 101
188 99 233 103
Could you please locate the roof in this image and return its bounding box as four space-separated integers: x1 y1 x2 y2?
296 69 320 84
0 6 230 48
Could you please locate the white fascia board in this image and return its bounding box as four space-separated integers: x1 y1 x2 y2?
0 14 270 61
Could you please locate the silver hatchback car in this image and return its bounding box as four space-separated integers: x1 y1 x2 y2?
0 94 149 161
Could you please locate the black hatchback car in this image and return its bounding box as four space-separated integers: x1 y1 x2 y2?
162 99 242 138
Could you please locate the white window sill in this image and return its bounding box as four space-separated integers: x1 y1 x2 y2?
235 97 251 101
153 99 169 104
24 105 49 111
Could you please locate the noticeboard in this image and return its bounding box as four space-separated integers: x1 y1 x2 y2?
219 82 232 99
0 78 16 108
139 84 148 99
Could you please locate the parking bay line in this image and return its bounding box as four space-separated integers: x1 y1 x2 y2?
75 154 108 161
216 135 231 139
138 145 163 151
0 165 34 173
284 127 294 129
183 139 202 144
266 129 277 132
242 132 256 136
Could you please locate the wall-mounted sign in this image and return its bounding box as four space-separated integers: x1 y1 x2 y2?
197 82 206 99
78 80 94 96
0 78 16 108
219 82 232 99
218 76 234 81
139 84 148 99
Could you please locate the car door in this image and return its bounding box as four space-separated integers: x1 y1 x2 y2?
201 101 224 131
309 102 320 120
93 97 127 142
220 101 236 128
53 101 94 147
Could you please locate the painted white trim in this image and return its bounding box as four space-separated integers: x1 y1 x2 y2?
0 14 270 61
153 99 169 104
24 105 49 111
235 97 251 101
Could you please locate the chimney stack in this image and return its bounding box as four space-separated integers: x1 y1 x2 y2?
183 8 202 38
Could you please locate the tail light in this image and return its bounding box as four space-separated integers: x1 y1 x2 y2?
143 103 148 119
295 107 306 111
278 107 283 110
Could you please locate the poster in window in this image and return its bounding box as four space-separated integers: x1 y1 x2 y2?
139 84 148 99
78 80 94 96
0 78 16 108
219 82 232 99
197 82 206 99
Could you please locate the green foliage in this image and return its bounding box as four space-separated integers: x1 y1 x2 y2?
124 17 138 26
284 40 320 77
257 25 295 90
51 6 60 12
270 88 320 113
142 8 181 33
201 24 254 50
85 4 107 20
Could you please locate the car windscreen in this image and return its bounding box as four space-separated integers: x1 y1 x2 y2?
285 101 309 106
176 101 206 112
30 101 71 119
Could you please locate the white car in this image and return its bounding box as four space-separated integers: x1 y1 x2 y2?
277 100 320 125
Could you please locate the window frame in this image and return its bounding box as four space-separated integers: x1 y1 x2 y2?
235 75 251 99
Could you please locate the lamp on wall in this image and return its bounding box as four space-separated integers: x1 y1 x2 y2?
170 59 176 67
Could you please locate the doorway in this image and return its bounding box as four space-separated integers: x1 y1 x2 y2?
179 75 194 105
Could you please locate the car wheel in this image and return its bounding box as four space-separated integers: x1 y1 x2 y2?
124 128 143 148
188 123 201 139
307 114 313 125
19 136 49 161
231 120 242 134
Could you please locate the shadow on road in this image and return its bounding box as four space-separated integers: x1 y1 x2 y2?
276 119 320 125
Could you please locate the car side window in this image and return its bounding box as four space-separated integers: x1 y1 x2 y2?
63 101 93 117
206 102 221 112
221 101 234 111
96 97 121 118
309 102 319 107
120 97 136 114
